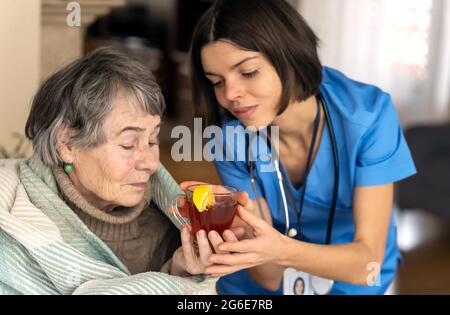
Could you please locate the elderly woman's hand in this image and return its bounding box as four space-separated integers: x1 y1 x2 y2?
169 227 239 277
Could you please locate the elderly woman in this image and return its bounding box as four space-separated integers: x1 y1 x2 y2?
0 47 229 295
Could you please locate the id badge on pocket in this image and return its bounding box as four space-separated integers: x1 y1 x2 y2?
283 268 334 295
283 267 313 295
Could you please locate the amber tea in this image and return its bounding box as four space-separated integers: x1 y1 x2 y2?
177 184 238 235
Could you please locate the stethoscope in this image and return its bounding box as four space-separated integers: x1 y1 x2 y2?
245 93 339 295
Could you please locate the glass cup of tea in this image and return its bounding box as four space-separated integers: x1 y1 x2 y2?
171 184 238 235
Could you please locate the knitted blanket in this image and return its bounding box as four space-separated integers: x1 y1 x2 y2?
0 157 216 295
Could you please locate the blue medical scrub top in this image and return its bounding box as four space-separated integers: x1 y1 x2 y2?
213 66 417 295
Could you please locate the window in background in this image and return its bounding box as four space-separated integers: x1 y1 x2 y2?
299 0 450 126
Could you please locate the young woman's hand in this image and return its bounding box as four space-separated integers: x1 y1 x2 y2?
230 192 273 240
204 205 288 277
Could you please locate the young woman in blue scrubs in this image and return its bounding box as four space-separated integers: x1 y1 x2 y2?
188 0 417 294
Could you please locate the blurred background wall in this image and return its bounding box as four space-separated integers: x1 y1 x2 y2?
0 0 40 156
4 1 448 151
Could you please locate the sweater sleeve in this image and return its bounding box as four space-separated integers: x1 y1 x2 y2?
1 227 218 295
72 273 218 295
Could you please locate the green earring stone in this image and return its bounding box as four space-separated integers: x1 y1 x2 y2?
64 164 73 173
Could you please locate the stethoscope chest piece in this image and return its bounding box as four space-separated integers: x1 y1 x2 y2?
288 228 298 238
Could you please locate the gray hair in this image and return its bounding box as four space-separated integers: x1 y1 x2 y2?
25 47 165 166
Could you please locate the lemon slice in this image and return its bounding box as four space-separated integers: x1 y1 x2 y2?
192 185 215 212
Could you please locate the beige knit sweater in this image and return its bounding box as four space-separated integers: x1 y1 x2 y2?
52 167 181 275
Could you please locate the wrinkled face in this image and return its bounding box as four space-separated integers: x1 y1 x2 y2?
201 40 283 129
70 92 160 211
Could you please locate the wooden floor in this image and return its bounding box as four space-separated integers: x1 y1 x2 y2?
159 122 450 295
395 210 450 294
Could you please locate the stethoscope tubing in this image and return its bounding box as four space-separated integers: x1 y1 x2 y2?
245 93 338 294
247 93 339 244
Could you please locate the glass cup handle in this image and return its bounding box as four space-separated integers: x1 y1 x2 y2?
169 194 190 228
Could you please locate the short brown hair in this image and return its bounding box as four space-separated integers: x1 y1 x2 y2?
189 0 322 126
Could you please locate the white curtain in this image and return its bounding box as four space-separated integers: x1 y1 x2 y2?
298 0 450 126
